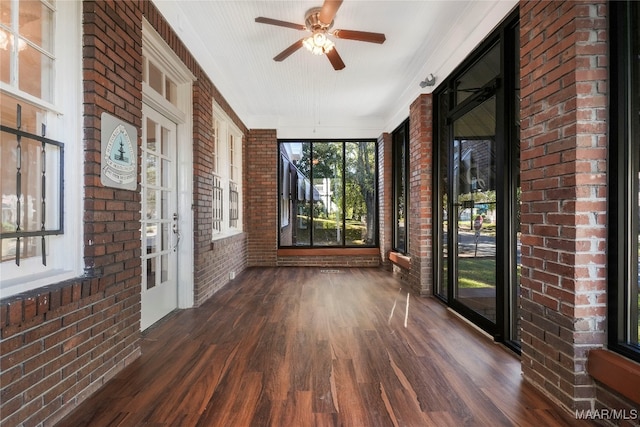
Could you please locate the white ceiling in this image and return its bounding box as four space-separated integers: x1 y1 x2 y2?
152 0 517 139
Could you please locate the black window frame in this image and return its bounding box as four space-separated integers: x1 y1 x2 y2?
278 139 379 248
608 0 640 363
392 119 410 254
433 9 520 351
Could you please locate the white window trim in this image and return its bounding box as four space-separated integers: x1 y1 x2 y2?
0 0 83 298
211 102 242 240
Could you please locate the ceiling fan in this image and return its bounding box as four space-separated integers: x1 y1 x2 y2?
255 0 386 70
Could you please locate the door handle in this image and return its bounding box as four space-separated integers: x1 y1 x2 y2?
172 213 181 252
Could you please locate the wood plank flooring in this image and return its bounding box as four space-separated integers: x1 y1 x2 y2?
58 267 587 426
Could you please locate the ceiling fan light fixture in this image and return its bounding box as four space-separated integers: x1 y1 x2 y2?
303 30 334 55
255 0 384 70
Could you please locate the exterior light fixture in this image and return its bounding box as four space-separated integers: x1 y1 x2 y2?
419 73 436 88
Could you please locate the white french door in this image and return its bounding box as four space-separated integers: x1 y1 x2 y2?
141 105 179 330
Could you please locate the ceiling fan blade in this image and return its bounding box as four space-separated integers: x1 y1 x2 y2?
255 17 306 31
333 29 386 44
319 0 343 25
326 48 345 70
273 39 305 62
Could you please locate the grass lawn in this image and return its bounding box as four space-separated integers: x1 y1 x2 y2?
296 216 368 244
458 257 496 288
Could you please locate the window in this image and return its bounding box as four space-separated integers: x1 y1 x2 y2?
392 120 409 254
228 133 239 228
278 140 377 248
212 119 222 234
0 0 82 298
0 0 55 103
143 55 177 107
608 0 640 362
211 103 242 238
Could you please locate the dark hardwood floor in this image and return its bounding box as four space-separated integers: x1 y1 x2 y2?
58 267 587 426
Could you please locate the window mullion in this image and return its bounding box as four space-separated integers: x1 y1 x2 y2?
342 142 346 246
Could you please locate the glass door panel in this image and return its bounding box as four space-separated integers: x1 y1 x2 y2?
141 106 178 330
453 96 497 323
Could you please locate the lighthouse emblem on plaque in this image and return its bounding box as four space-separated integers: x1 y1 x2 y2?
100 112 138 190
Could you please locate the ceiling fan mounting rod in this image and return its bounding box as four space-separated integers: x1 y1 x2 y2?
305 7 333 32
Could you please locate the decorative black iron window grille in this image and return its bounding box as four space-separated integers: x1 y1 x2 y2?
212 174 223 234
229 181 239 227
0 104 64 266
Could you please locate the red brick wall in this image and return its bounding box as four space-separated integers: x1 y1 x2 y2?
196 234 247 304
407 94 434 296
0 2 250 426
1 2 144 426
189 67 248 307
519 0 608 413
246 129 279 266
378 132 393 270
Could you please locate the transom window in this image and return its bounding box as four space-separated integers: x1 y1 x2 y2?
143 55 177 107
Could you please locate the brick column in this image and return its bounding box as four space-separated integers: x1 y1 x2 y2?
519 0 608 412
408 94 434 295
246 129 278 266
378 132 393 269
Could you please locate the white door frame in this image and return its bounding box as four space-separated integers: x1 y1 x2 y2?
142 20 195 320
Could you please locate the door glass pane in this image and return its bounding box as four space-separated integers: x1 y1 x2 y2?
161 126 170 156
146 118 157 152
312 142 343 246
161 254 168 283
161 159 170 187
161 190 169 220
453 96 497 322
146 256 156 290
146 189 157 220
146 153 157 185
161 223 169 252
146 223 157 254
